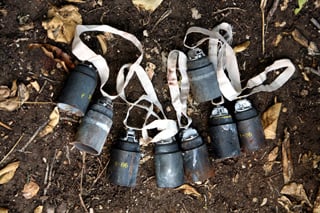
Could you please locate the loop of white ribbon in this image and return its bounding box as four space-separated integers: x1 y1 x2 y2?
72 24 178 143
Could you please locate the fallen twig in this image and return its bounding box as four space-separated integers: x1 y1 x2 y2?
19 121 49 152
310 18 320 31
304 67 320 77
282 128 293 184
212 7 245 16
79 152 88 213
90 160 109 189
0 121 12 130
151 9 172 32
267 0 280 23
0 134 24 165
260 0 267 55
43 150 57 196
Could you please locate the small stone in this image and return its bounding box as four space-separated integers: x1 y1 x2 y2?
252 197 258 203
282 107 288 113
143 30 149 37
300 89 309 97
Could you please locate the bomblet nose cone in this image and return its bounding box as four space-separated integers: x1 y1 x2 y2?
187 48 206 61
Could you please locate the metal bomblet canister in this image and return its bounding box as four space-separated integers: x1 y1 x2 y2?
57 63 98 116
179 128 213 182
107 129 140 187
187 48 221 103
74 97 113 155
154 137 184 188
209 106 241 159
234 99 265 152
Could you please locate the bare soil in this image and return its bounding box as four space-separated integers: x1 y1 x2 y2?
0 0 319 212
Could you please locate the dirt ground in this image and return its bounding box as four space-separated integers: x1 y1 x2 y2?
0 0 319 212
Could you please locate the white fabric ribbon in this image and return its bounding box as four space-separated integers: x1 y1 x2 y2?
72 24 177 143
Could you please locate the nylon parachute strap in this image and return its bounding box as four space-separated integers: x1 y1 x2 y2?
167 50 192 129
72 24 178 143
183 23 296 101
72 24 143 100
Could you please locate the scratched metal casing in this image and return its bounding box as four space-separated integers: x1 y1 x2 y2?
74 97 113 155
154 138 184 188
107 129 140 187
57 63 98 116
187 48 221 103
179 128 214 182
209 106 241 159
234 100 265 152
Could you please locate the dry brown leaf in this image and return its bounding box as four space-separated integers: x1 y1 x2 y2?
19 23 35 31
278 195 293 212
175 184 201 198
34 205 43 213
282 128 293 184
22 180 40 199
30 81 40 92
0 86 10 101
0 208 8 213
262 102 282 139
263 146 279 175
314 187 320 213
315 0 320 8
39 107 60 137
272 34 283 47
0 161 20 184
0 82 29 111
233 41 251 53
280 182 312 207
96 33 113 55
132 0 163 12
28 43 75 71
42 5 82 44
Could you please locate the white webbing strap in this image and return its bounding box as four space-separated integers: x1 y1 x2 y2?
182 23 296 102
167 50 192 129
72 24 177 143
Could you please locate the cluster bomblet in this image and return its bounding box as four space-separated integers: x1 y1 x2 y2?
179 128 213 182
154 137 184 188
57 62 98 116
234 99 265 152
209 105 241 159
107 129 140 187
74 96 113 155
186 48 221 103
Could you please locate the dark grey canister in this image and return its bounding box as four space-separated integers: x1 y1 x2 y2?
154 138 184 188
234 99 265 152
74 97 113 155
179 128 214 183
209 106 241 159
187 48 221 103
57 63 98 117
107 129 140 187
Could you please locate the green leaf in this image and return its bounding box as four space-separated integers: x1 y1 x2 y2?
294 0 308 15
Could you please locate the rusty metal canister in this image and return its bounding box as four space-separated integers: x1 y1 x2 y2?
179 128 213 182
74 97 113 155
234 99 265 152
187 48 221 103
154 137 184 188
209 106 241 159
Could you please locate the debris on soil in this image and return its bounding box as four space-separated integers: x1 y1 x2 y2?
281 128 293 184
0 81 29 112
132 0 163 12
0 161 20 184
22 180 40 199
263 146 279 175
42 5 82 44
39 107 60 137
262 101 282 139
28 43 75 71
0 208 8 213
33 206 43 213
175 184 201 198
280 182 312 208
96 33 114 55
233 41 250 53
191 8 202 20
145 62 156 80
